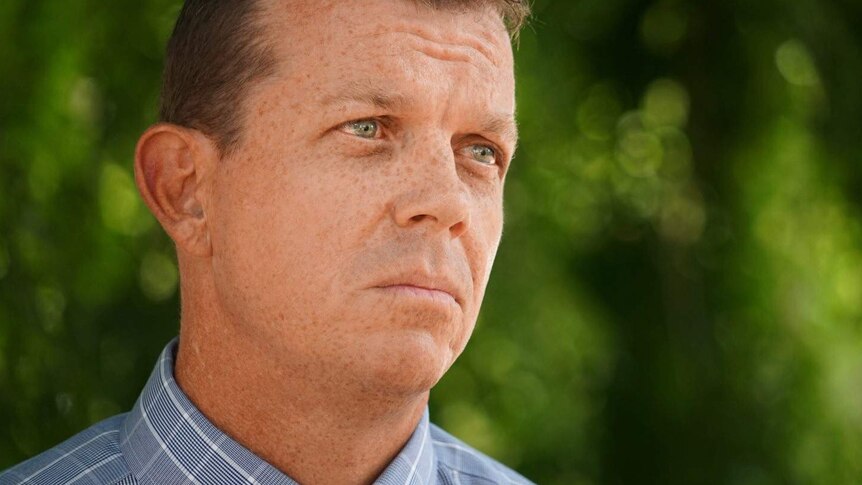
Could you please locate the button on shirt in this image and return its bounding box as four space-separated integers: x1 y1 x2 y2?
1 338 534 485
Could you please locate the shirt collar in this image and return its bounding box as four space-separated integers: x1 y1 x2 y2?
119 337 437 485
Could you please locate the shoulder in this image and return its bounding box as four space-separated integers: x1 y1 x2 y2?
0 414 136 485
430 422 535 485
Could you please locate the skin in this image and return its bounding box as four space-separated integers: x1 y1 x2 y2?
134 0 516 484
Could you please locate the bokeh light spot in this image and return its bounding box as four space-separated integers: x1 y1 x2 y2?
440 400 502 457
617 130 664 177
55 393 74 416
139 251 178 302
642 78 690 128
640 3 688 53
99 163 152 236
68 77 101 127
36 286 66 334
657 127 693 182
775 39 820 87
659 189 706 244
833 256 862 314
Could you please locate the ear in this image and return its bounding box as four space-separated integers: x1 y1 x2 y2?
134 123 217 257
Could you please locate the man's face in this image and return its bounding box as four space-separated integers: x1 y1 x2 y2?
205 0 516 395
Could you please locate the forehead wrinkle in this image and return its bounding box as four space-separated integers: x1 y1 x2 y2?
381 24 504 68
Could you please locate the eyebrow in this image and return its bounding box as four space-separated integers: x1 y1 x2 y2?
481 113 519 150
322 82 410 111
324 82 519 147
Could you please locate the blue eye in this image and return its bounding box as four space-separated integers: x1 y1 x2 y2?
470 145 497 165
344 120 379 139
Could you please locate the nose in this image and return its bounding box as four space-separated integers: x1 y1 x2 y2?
392 142 471 239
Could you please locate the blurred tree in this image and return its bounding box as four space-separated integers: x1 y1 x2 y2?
1 0 861 484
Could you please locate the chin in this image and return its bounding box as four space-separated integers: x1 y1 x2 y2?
356 329 457 397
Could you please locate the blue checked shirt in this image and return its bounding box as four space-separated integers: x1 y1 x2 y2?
1 338 534 485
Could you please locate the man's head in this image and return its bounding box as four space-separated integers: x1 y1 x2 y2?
135 0 528 399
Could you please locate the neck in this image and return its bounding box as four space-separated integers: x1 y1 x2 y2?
174 266 429 485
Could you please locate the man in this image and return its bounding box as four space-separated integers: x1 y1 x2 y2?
1 0 532 483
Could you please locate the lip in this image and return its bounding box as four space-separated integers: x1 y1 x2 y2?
376 284 458 307
372 272 464 308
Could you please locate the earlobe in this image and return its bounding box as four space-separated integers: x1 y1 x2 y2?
134 123 215 258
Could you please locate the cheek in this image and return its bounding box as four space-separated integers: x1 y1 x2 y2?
470 197 504 286
207 150 381 316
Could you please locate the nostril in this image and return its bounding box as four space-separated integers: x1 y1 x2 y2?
450 220 468 238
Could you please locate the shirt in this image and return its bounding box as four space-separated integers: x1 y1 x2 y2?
0 338 534 485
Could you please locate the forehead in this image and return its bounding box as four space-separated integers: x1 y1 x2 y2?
263 0 511 50
258 0 516 111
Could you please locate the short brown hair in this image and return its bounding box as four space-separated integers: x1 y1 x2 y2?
159 0 531 155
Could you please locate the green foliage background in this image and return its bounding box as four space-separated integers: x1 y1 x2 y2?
2 0 861 483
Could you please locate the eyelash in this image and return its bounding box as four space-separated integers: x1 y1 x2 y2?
337 118 508 169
